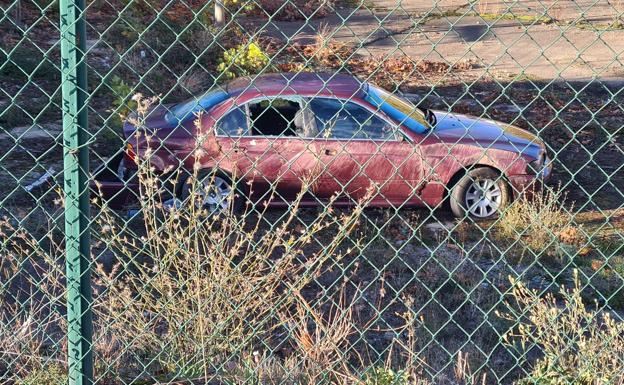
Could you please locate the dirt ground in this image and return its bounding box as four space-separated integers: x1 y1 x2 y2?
244 0 624 81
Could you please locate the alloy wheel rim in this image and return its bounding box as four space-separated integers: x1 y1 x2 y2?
464 178 502 218
197 176 232 213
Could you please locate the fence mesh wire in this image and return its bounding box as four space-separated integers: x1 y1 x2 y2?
1 0 624 384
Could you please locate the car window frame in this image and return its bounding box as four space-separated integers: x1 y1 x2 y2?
305 96 410 143
215 96 307 139
214 104 252 137
214 95 412 143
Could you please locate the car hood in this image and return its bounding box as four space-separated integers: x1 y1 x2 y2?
431 111 544 159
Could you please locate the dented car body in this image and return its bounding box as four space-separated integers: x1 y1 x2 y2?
93 73 552 218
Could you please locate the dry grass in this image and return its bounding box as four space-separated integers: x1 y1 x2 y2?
345 56 476 89
473 0 502 16
284 25 475 89
610 0 624 28
454 351 487 385
293 23 354 69
286 292 354 379
0 209 68 383
498 270 624 385
178 68 212 95
496 185 582 257
546 3 564 23
252 0 335 21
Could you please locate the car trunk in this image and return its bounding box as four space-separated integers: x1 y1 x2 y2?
122 104 179 139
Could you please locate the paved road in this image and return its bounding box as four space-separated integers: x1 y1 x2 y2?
241 0 624 81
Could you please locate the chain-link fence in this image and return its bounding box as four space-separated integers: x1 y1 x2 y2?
1 0 624 384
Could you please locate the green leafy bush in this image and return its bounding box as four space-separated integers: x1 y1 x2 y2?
365 367 410 385
107 75 137 130
217 42 269 79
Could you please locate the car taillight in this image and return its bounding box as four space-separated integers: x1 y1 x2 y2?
126 143 136 162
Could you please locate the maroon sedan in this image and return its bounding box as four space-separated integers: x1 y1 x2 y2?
93 73 551 219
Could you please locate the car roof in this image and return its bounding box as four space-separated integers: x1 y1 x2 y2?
225 72 367 99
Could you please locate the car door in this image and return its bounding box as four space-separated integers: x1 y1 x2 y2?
214 97 317 204
307 97 424 206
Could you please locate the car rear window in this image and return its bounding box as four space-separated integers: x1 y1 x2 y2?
365 85 429 134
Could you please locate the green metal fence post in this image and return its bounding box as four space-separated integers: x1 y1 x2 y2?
59 0 93 384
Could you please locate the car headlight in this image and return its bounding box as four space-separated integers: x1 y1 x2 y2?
527 153 552 179
527 154 544 175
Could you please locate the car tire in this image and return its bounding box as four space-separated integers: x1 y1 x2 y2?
179 169 244 214
449 167 511 219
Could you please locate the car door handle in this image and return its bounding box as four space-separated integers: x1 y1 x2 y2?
233 145 247 153
323 148 337 156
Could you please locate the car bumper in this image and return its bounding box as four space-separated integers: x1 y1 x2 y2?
539 155 553 180
90 153 139 210
508 157 553 198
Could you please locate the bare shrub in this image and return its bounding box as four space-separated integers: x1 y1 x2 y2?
359 298 431 385
284 24 354 71
179 68 212 95
0 94 371 383
89 95 371 381
284 291 355 382
498 270 624 385
0 217 68 383
306 23 353 68
496 186 581 256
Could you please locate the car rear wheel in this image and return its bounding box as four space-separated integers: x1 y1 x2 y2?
180 170 242 214
449 167 511 219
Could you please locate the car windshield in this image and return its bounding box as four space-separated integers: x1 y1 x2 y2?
166 89 228 123
364 85 431 134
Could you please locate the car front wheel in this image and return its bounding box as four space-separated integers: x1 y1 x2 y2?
449 167 511 219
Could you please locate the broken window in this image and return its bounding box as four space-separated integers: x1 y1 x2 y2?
248 98 301 137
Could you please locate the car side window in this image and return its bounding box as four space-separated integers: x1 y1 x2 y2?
248 98 302 136
216 106 249 136
308 98 397 140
